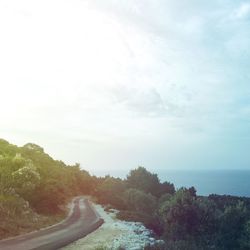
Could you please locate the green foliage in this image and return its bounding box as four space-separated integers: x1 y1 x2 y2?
23 143 44 153
0 194 30 218
12 159 40 198
157 189 250 249
0 138 95 238
126 166 175 197
159 188 200 240
123 188 157 214
216 201 249 250
158 193 172 204
240 220 250 249
158 181 175 196
94 176 126 209
117 210 161 233
93 166 250 249
126 166 160 196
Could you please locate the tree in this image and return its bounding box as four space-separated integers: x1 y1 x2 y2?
23 143 44 153
216 201 249 250
159 188 198 241
158 181 175 197
239 220 250 249
95 176 126 209
120 188 160 233
12 159 40 199
126 166 160 196
123 188 157 214
159 188 220 248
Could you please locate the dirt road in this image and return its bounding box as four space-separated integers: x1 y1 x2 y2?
0 197 104 250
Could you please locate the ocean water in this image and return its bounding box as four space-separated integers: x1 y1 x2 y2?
93 169 250 198
157 170 250 197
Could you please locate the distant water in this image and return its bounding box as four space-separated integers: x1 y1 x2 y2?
157 170 250 197
93 169 250 197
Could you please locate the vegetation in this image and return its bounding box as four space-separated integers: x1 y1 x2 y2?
1 138 250 249
0 139 94 238
94 167 250 250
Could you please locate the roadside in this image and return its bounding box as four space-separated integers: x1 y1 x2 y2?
0 195 82 241
61 201 161 250
0 197 67 240
0 197 103 250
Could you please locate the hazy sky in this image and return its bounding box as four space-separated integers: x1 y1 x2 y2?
1 0 250 175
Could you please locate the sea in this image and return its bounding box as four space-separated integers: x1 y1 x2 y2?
93 169 250 198
157 170 250 197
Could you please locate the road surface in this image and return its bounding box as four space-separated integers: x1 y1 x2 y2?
0 197 104 250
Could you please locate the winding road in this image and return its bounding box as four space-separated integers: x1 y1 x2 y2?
0 197 104 250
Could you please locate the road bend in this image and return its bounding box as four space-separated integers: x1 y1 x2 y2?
0 197 104 250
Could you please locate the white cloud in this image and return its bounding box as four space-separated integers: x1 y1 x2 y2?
234 2 250 19
0 0 250 172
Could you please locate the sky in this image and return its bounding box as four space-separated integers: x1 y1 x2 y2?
0 0 250 175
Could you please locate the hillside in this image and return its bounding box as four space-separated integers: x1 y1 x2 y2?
0 139 94 239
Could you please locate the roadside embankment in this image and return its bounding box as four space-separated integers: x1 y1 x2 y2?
0 194 67 240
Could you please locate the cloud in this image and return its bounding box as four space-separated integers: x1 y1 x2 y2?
233 2 250 19
109 86 177 117
1 0 250 171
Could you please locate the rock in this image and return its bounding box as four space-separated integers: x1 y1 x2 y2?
156 239 165 245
